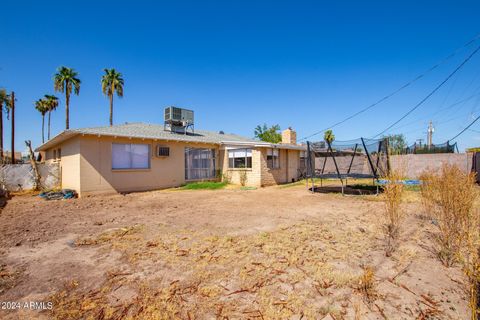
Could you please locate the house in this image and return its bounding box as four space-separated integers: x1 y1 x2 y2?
35 123 307 196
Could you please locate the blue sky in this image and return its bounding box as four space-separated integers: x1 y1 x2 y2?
2 0 480 152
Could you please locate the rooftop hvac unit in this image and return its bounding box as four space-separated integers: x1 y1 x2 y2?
164 106 194 125
164 106 195 134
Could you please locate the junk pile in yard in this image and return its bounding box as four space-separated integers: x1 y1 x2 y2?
39 189 77 201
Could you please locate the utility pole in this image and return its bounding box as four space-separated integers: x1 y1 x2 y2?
427 121 434 149
416 139 424 148
10 91 15 164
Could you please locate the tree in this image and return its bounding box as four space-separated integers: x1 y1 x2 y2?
254 124 282 143
35 98 48 143
324 129 335 145
0 89 10 160
54 66 81 129
44 94 59 140
385 134 407 155
101 68 124 126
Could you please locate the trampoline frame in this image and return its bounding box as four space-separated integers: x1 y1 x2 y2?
305 137 390 195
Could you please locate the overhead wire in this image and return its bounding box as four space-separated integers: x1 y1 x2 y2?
298 32 480 141
371 44 480 138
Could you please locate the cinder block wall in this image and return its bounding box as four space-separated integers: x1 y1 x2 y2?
315 156 370 175
390 153 473 178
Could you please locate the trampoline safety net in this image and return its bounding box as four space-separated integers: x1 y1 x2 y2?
306 137 390 181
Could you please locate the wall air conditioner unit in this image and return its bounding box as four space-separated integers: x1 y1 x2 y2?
156 145 170 157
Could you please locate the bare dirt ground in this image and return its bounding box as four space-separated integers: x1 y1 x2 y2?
0 184 470 319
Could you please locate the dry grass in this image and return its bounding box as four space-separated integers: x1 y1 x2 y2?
75 225 144 246
381 170 406 256
355 265 376 303
419 164 480 319
49 222 375 319
420 164 477 267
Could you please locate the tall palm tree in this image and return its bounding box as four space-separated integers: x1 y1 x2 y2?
0 89 9 160
35 99 48 143
44 94 59 140
101 68 124 126
53 66 81 130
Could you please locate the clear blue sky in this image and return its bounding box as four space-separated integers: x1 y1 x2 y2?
2 0 480 152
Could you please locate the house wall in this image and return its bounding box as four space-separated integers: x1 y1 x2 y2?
54 135 218 195
221 148 262 187
260 148 301 186
55 137 81 192
51 135 304 195
221 147 302 187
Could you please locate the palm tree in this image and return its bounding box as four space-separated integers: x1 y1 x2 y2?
101 68 124 126
35 99 48 143
53 66 81 129
324 129 335 145
0 89 9 160
44 94 59 140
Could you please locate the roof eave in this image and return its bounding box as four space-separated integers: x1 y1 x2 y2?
35 131 79 152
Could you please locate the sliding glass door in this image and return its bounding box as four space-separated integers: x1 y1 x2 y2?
185 148 216 180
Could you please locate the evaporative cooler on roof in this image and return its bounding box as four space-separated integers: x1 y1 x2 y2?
164 106 195 134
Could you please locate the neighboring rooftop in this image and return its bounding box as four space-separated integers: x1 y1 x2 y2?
36 123 306 151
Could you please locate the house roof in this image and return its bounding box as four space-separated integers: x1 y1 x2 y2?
35 123 306 151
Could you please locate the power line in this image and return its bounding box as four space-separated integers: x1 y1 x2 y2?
450 113 480 141
384 91 480 131
372 44 480 138
298 32 480 142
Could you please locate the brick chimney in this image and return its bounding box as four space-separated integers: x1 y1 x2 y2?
281 127 297 144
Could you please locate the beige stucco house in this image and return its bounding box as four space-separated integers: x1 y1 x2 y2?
36 123 306 196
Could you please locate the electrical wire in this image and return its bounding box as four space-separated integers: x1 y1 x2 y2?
371 44 480 138
298 32 480 142
449 113 480 141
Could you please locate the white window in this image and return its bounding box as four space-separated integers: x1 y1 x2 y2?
112 143 150 170
267 148 280 169
228 148 252 168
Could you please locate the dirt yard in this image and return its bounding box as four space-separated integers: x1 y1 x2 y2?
0 184 470 319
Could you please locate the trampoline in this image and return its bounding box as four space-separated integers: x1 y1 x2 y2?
305 137 390 195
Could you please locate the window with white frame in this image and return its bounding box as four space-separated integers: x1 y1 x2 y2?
112 143 150 170
267 148 280 169
228 148 252 168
